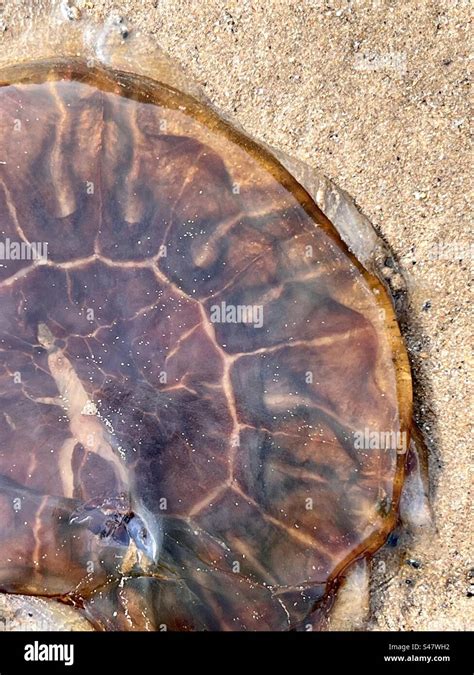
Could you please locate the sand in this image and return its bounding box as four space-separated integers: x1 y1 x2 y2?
0 0 471 631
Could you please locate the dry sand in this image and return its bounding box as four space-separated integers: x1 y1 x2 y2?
0 0 472 631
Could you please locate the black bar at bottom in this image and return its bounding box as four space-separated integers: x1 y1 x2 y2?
0 630 469 673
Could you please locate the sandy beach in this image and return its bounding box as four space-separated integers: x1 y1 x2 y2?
0 0 471 631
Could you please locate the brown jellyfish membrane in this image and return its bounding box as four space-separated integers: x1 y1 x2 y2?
0 1 429 632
